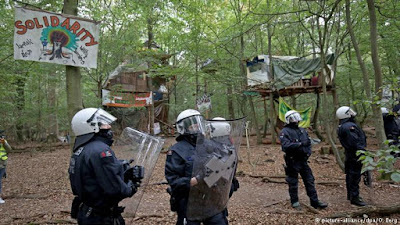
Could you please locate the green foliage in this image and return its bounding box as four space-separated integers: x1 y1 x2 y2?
358 144 400 183
1 0 399 142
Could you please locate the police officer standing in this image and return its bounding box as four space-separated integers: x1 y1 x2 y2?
165 109 231 225
68 108 140 224
279 110 327 210
381 107 400 146
336 106 367 206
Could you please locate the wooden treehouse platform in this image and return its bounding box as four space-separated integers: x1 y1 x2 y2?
248 78 334 98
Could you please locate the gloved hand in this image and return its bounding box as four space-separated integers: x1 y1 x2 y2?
124 167 134 183
3 171 6 178
128 181 138 197
124 165 144 183
301 138 311 147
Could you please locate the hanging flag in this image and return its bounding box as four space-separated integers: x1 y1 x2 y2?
278 97 312 128
196 94 211 112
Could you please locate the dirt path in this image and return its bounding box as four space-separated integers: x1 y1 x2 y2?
1 136 400 225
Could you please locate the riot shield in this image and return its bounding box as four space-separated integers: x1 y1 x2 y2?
114 127 165 217
187 117 246 221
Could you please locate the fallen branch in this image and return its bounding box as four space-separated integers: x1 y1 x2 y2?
261 177 287 184
302 203 320 214
12 213 46 221
269 208 305 214
264 199 288 208
327 204 400 218
33 219 77 224
130 214 164 221
249 174 342 186
315 181 342 186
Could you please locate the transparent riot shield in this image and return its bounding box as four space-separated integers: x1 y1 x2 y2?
187 117 246 221
114 127 165 217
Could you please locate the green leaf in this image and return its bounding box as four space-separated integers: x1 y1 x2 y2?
390 173 400 183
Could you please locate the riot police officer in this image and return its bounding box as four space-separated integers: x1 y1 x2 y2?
279 110 327 210
381 107 400 146
165 109 231 225
68 108 140 224
336 106 367 206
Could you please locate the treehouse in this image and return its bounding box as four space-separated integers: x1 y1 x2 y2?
245 53 336 98
101 44 173 135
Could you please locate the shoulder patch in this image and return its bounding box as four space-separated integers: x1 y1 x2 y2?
74 147 84 156
350 126 355 130
167 150 173 155
100 150 112 158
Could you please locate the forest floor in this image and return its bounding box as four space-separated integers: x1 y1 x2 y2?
1 127 400 225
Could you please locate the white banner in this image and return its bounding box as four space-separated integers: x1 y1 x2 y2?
14 7 100 68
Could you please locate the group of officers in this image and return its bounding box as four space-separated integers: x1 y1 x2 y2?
68 104 400 225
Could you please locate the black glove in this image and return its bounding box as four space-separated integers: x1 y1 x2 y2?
70 196 82 219
3 171 6 178
301 138 311 147
124 165 145 183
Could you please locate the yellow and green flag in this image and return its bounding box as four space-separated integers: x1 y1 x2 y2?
278 97 312 128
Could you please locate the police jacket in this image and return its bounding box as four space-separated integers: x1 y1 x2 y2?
165 135 196 199
383 114 400 142
337 118 367 160
279 123 312 160
69 135 133 209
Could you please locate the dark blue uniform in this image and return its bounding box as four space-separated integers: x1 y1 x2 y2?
337 118 366 201
383 114 400 145
165 135 230 225
69 135 134 225
279 123 319 205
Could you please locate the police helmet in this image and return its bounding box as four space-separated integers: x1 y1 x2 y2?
176 109 205 135
381 107 389 116
393 104 400 114
71 108 116 150
209 117 231 138
336 106 357 120
284 110 302 124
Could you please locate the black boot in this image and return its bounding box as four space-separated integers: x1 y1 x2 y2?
350 196 366 207
311 200 328 209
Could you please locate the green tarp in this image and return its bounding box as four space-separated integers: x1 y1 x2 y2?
246 54 335 90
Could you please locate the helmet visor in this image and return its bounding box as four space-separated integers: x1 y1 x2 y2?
346 108 357 117
179 115 206 135
87 108 117 126
287 112 302 123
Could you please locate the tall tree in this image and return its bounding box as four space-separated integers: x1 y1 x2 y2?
367 0 386 148
63 0 82 148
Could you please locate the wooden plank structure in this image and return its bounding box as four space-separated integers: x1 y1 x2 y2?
102 44 174 135
249 77 334 98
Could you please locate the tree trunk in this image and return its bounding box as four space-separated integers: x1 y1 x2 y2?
47 72 59 142
316 6 344 171
312 92 324 141
267 20 276 144
227 84 235 119
263 98 268 138
14 73 26 141
249 96 262 144
63 0 83 151
147 17 154 134
367 0 386 148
